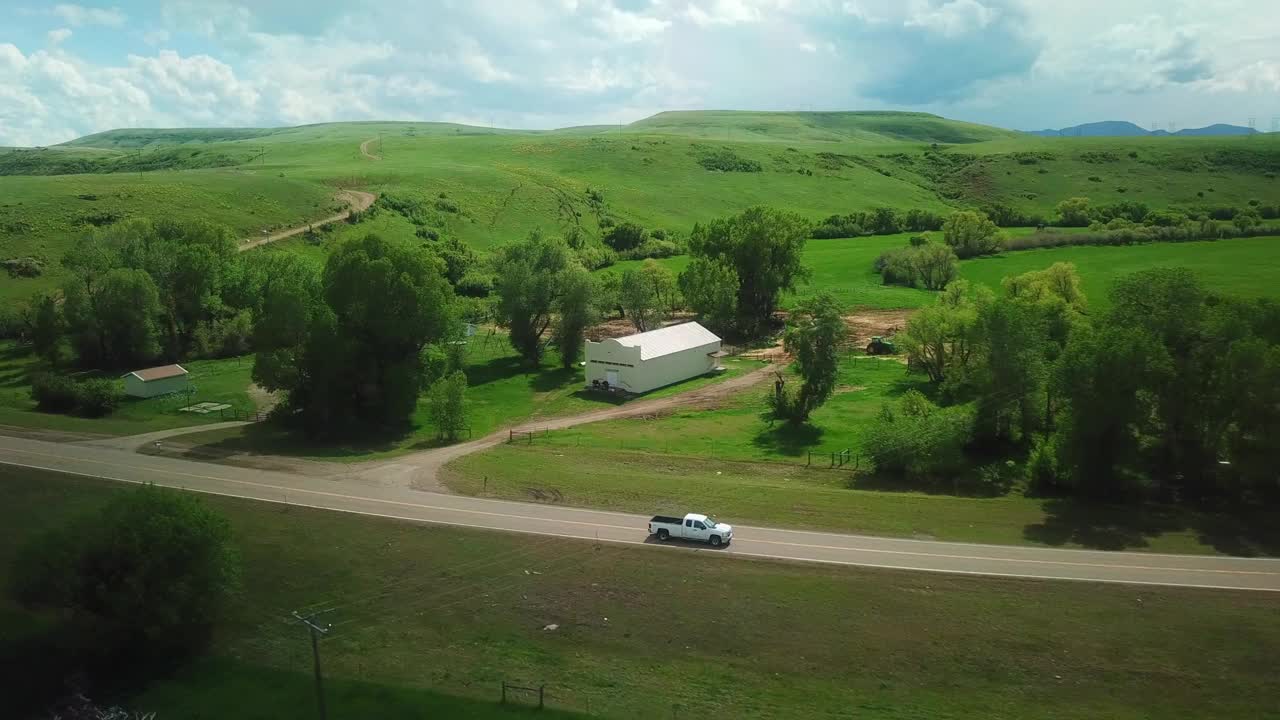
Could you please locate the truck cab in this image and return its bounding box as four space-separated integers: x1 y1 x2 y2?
648 512 734 546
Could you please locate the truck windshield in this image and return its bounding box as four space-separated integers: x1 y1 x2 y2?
703 516 719 527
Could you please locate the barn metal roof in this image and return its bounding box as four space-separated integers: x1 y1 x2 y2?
128 364 188 382
612 322 721 361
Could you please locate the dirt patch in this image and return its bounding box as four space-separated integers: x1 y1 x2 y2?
843 308 916 348
739 337 789 363
238 189 377 252
586 313 698 341
834 385 868 395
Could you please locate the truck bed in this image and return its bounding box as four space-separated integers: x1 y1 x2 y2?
650 515 682 525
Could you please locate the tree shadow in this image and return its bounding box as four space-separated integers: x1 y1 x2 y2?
184 420 409 459
1189 508 1280 557
752 422 824 457
530 366 579 393
1023 498 1187 551
464 355 528 387
1025 497 1280 555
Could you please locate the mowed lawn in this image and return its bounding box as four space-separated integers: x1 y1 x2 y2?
3 469 1278 719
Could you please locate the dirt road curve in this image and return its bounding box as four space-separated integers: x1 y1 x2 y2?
388 364 778 492
359 137 381 160
238 189 377 252
3 429 1279 591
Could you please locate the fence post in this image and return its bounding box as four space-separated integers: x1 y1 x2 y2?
830 452 835 468
527 431 532 445
538 684 545 710
509 429 513 444
501 682 507 704
806 450 811 467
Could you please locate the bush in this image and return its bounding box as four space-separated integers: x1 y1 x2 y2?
1025 435 1061 495
455 271 494 298
980 203 1045 228
1206 206 1240 220
10 484 239 664
863 393 973 482
1055 197 1093 227
697 150 761 173
1002 222 1274 252
875 243 958 290
75 378 121 417
574 244 617 270
2 256 44 278
942 211 1002 258
30 372 79 413
902 209 945 232
618 238 682 261
602 222 647 251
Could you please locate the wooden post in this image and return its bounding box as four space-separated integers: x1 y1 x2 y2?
509 429 513 443
830 452 835 468
538 684 545 710
501 682 507 704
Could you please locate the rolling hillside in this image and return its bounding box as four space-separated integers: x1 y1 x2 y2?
3 111 1277 304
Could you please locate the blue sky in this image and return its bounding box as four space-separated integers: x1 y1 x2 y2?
1 0 1277 145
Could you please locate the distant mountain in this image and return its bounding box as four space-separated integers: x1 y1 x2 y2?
1025 120 1259 138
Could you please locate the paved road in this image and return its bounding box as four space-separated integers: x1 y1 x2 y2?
3 434 1278 592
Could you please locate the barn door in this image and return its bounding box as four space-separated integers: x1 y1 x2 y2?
606 370 619 387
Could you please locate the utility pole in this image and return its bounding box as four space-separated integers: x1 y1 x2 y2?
293 609 333 720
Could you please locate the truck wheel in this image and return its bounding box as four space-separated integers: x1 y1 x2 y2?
657 529 670 541
710 535 722 547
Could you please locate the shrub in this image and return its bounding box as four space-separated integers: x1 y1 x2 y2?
618 238 682 261
30 372 79 413
863 393 974 482
1025 435 1061 495
697 150 761 172
1144 210 1188 227
75 378 121 417
602 222 647 251
902 209 945 232
1206 206 1240 220
2 256 44 278
875 248 915 286
876 243 958 290
1087 176 1102 182
909 234 929 247
455 271 494 298
574 244 617 270
942 211 1002 258
980 203 1044 228
1055 197 1093 227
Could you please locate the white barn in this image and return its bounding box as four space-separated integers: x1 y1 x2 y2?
585 322 722 394
123 364 189 399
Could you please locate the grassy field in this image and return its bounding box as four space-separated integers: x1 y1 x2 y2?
166 334 761 461
0 341 259 437
441 357 1277 556
3 468 1278 719
960 235 1280 311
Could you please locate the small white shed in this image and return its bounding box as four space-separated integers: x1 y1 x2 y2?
123 364 189 399
585 322 722 394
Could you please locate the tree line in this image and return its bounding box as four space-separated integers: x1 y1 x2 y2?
874 264 1280 506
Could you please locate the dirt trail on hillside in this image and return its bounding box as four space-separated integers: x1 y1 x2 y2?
237 189 376 252
359 137 382 160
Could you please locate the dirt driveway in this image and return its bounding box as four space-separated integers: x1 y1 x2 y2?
238 189 376 252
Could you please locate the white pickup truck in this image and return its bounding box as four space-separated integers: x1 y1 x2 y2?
648 513 734 547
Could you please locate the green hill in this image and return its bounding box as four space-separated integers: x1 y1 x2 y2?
3 112 1277 305
626 110 1023 144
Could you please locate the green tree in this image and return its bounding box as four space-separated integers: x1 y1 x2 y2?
1052 325 1167 498
772 294 843 423
427 370 468 441
595 270 624 319
602 222 648 251
863 391 973 483
493 230 575 365
897 281 986 383
908 243 959 290
620 260 678 332
678 258 738 331
1055 197 1093 227
63 268 162 369
684 206 809 336
941 211 1002 258
10 484 239 662
29 293 64 365
252 235 455 433
554 267 597 369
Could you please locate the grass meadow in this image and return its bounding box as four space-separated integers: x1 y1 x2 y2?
3 468 1278 719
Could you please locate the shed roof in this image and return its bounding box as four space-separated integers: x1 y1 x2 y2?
128 364 188 382
612 322 720 361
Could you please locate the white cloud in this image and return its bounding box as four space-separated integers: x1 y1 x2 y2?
143 29 171 46
594 6 671 42
453 37 515 83
905 0 999 38
53 4 126 28
686 0 768 27
48 28 73 45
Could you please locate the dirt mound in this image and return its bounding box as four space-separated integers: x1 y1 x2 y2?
586 313 698 341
